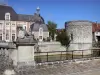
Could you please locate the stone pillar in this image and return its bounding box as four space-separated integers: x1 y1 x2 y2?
16 29 37 67
16 43 35 67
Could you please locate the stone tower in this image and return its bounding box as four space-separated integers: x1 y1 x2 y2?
66 20 92 55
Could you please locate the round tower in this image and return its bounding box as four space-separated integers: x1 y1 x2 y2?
66 20 92 55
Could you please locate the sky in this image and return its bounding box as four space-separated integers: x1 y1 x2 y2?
0 0 100 28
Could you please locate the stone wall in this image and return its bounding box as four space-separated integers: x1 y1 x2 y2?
38 42 66 52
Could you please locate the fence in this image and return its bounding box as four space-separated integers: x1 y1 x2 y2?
35 49 100 63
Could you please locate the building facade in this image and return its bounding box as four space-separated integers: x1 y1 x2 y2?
92 22 100 43
30 23 49 41
0 5 49 42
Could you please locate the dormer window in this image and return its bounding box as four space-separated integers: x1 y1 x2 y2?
39 27 43 41
23 25 27 30
39 27 43 35
0 23 2 28
5 13 10 21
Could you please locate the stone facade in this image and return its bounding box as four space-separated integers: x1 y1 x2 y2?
17 21 32 32
0 20 17 42
66 21 92 55
92 22 100 44
0 20 33 42
0 5 49 42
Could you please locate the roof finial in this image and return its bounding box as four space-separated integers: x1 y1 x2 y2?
36 6 40 14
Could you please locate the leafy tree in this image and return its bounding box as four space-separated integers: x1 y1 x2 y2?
47 21 57 40
56 29 70 48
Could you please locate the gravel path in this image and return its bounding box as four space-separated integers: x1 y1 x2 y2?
69 68 100 75
17 59 100 75
82 70 100 75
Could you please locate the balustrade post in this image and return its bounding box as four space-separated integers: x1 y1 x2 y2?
60 52 62 60
82 50 83 58
66 51 67 60
91 49 93 57
47 52 48 62
72 51 73 60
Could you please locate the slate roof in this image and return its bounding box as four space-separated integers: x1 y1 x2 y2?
0 5 45 23
0 5 18 21
18 14 34 22
18 13 44 23
30 23 48 31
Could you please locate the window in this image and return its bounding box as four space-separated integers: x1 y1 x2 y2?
0 30 2 32
39 36 42 39
0 23 2 27
12 34 15 41
12 24 15 26
5 13 10 21
6 23 9 25
6 30 9 40
39 27 43 35
0 34 2 40
0 30 2 40
24 26 26 30
40 28 43 34
39 27 43 41
23 25 27 30
6 34 9 40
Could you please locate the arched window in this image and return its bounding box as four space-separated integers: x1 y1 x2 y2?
39 27 43 41
39 27 43 36
12 34 15 41
5 13 10 21
23 25 27 30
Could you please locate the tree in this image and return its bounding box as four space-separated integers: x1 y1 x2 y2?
56 29 70 48
47 21 57 40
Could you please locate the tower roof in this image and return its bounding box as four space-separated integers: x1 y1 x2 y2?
30 23 48 32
